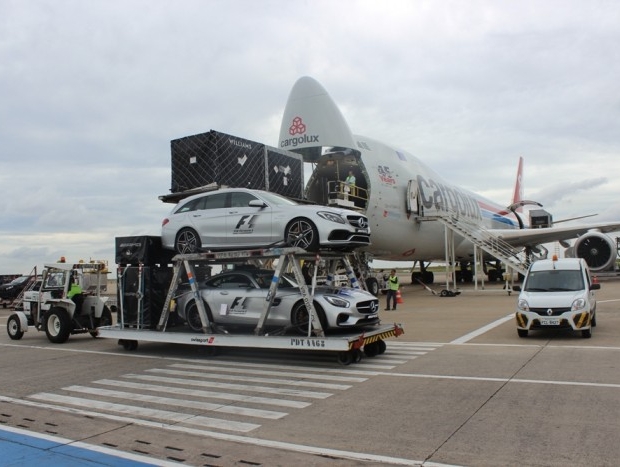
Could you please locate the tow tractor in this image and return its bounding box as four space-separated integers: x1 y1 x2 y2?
97 246 404 365
6 259 113 343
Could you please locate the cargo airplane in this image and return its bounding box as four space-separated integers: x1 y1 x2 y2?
278 76 620 283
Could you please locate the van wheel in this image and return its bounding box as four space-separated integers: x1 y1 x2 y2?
581 328 592 338
45 308 72 343
517 329 528 338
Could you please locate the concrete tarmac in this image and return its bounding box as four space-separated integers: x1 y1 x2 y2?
0 274 619 466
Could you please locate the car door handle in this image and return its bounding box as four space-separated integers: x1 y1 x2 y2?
220 291 229 295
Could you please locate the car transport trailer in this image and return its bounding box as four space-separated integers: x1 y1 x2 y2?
97 246 404 365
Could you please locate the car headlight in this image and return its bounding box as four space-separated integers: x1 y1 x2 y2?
517 299 529 311
324 295 350 308
571 298 586 311
317 211 345 224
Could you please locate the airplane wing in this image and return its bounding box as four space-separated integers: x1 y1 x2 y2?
489 222 620 247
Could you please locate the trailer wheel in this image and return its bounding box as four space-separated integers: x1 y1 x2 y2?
285 218 319 252
45 308 72 344
364 341 379 357
377 339 386 354
119 339 138 351
291 301 327 335
90 306 113 338
337 351 353 365
7 314 24 340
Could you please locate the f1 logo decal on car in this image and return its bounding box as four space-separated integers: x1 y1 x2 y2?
230 297 248 314
233 215 257 234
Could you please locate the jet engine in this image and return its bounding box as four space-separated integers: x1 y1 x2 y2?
566 231 617 272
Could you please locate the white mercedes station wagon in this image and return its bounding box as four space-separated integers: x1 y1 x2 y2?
161 188 370 254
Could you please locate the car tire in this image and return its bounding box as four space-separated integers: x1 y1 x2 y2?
291 301 326 335
45 307 72 344
175 228 202 254
186 301 213 332
517 329 528 338
581 327 592 338
7 314 24 340
285 218 319 252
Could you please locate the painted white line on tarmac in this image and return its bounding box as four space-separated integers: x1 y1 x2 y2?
0 395 462 467
375 372 620 389
450 313 514 344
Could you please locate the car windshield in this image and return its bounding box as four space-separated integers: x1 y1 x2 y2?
524 269 584 292
257 191 298 206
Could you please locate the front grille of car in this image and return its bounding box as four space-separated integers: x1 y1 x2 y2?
529 307 571 316
356 299 379 315
346 215 369 229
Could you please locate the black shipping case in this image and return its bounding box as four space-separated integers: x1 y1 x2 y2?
117 266 173 329
115 236 174 266
169 130 304 200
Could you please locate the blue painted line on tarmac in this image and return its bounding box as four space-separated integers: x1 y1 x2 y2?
0 425 172 466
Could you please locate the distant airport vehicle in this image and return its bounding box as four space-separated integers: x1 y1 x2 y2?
278 77 620 283
161 187 370 254
174 267 380 334
513 257 599 338
0 275 34 301
6 260 112 343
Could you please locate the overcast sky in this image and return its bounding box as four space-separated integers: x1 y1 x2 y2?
1 0 619 274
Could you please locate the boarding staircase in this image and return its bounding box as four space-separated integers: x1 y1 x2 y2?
427 210 532 277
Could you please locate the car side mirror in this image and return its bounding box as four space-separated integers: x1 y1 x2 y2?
512 285 521 292
249 199 267 208
590 283 601 290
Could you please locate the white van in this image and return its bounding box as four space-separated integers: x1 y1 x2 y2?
513 257 600 338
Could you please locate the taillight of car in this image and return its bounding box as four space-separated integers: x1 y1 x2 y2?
162 218 169 227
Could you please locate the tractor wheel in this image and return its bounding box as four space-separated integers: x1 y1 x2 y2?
7 314 24 340
45 307 72 343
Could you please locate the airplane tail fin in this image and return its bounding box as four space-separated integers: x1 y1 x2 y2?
511 156 524 210
278 77 357 160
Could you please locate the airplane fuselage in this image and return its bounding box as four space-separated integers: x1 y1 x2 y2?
305 135 519 262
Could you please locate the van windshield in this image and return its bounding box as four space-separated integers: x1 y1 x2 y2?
524 269 584 292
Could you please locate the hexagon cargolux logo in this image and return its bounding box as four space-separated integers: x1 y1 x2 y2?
280 116 319 149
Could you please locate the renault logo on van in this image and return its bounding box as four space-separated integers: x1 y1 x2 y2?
546 308 553 316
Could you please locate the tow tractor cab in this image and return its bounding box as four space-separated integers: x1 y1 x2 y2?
7 258 113 344
514 256 600 338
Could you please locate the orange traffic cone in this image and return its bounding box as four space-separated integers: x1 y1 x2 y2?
396 289 403 304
